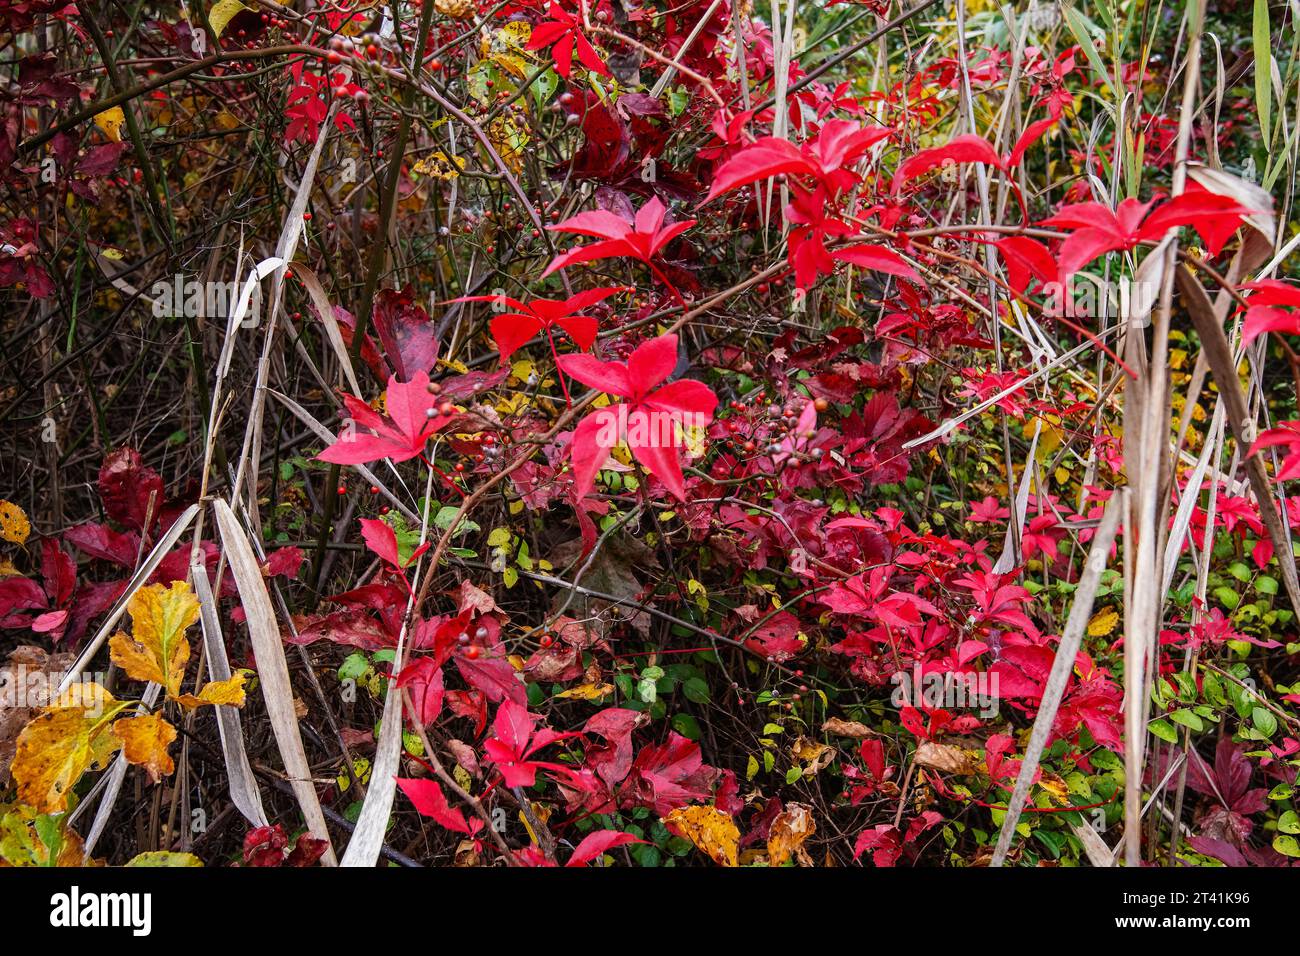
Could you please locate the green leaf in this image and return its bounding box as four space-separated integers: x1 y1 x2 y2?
1254 0 1272 143
1170 708 1203 732
682 676 710 704
671 713 701 740
1273 834 1300 858
1278 810 1300 835
1253 706 1278 738
1149 719 1178 743
1213 586 1240 610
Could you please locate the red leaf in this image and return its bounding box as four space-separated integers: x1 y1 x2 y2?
98 447 164 532
565 830 645 866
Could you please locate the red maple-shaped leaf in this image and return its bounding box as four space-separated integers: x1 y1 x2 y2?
1039 183 1258 279
1250 419 1300 482
454 286 627 364
890 134 1005 195
396 776 476 834
526 2 611 79
556 333 718 501
317 371 453 465
482 699 580 788
1238 280 1300 345
704 119 892 202
544 197 695 279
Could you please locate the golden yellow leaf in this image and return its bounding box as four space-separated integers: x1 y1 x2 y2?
111 711 177 782
1038 772 1071 806
0 500 30 545
412 151 467 181
94 106 125 143
109 581 200 696
173 672 247 710
663 805 739 867
208 0 249 38
1087 608 1119 637
0 558 20 577
555 681 613 701
767 802 816 867
11 685 127 813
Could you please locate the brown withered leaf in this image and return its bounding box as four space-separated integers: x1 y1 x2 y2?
767 802 816 867
0 646 75 787
790 736 837 777
913 740 977 775
821 717 875 738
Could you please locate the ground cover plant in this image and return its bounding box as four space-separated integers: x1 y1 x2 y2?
1 0 1300 870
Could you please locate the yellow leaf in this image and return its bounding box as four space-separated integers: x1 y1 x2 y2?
11 685 126 813
556 681 613 701
111 711 177 782
125 851 202 867
173 672 247 710
767 802 816 867
108 581 200 697
0 500 30 545
487 115 529 174
1087 608 1119 637
663 805 739 867
94 106 125 143
1037 772 1071 806
412 150 467 181
208 0 249 39
790 736 836 777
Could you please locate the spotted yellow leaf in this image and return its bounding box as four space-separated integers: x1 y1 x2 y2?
412 151 467 181
556 681 613 701
11 684 129 813
663 805 739 867
1087 608 1119 637
0 500 31 545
